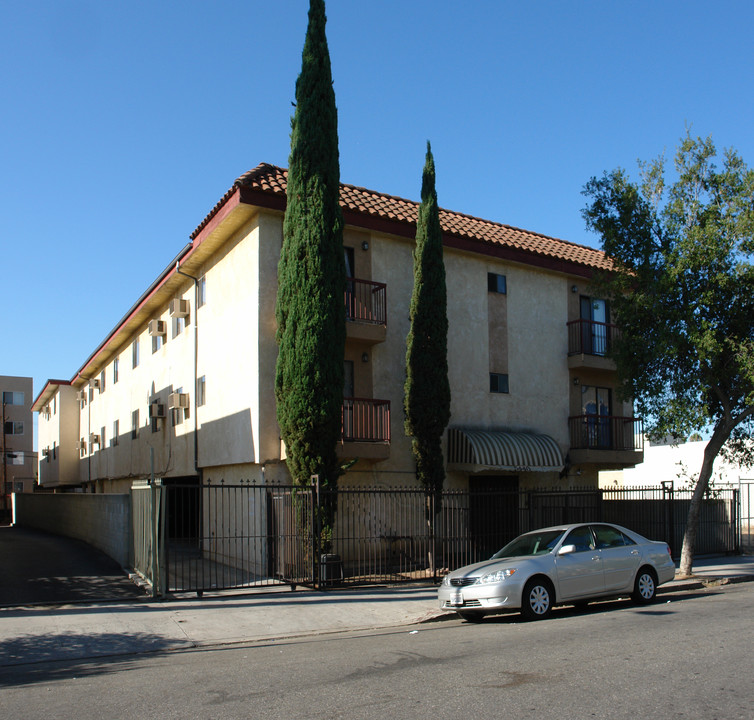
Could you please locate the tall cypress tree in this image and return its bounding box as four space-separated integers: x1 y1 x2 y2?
404 142 451 506
276 0 345 491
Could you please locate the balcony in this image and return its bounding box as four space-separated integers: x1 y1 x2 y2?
339 397 391 461
346 278 387 344
568 414 644 467
567 319 620 371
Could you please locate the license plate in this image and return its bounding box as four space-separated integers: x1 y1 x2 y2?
449 593 463 607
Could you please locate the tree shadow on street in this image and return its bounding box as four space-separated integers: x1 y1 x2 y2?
0 631 190 687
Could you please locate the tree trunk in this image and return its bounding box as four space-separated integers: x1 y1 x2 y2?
678 428 729 576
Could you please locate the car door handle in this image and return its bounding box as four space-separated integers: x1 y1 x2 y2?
592 555 601 562
630 550 639 555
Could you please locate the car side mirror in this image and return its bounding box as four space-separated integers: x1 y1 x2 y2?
558 544 576 556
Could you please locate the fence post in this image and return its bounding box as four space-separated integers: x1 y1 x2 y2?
311 475 320 590
662 480 674 556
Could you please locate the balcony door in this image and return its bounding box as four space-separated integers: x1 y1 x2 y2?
343 360 354 439
580 296 608 356
582 385 612 448
344 248 355 320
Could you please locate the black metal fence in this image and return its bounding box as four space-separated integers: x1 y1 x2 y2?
160 480 740 594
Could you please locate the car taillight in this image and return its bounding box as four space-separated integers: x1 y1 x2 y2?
666 544 672 558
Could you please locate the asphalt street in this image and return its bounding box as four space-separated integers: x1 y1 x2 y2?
2 581 752 720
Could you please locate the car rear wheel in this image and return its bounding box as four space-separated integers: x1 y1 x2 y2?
457 611 485 623
631 567 657 603
521 578 553 620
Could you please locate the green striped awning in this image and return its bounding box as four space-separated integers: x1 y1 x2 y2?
447 428 564 473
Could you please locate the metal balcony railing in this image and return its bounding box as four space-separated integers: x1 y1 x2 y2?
567 319 621 357
342 397 391 443
345 278 387 326
569 415 644 452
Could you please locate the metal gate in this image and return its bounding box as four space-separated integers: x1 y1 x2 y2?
164 480 315 593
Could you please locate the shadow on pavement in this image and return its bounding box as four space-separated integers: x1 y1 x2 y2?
0 631 186 687
0 526 145 606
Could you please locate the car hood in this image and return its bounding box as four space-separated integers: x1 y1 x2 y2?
447 555 539 579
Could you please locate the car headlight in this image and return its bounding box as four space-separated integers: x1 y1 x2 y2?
477 568 517 585
441 575 450 586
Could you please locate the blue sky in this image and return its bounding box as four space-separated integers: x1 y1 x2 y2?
3 0 754 418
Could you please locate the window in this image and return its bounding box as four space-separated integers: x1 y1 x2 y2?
100 426 106 448
172 315 186 338
197 376 206 407
172 387 184 427
152 333 164 354
99 370 106 393
53 441 57 460
2 391 24 406
3 421 24 436
564 526 595 552
6 452 23 465
592 524 635 549
132 339 140 369
131 410 139 440
487 272 507 294
489 373 509 394
53 395 57 415
112 419 119 447
80 438 87 457
197 275 207 308
113 357 119 384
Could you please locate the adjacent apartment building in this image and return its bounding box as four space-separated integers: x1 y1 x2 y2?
33 164 643 497
2 375 36 511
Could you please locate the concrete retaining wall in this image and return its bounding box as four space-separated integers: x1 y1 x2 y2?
12 493 132 568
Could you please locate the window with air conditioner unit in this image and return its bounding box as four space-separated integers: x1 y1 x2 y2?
148 320 167 336
150 403 166 419
89 433 100 446
168 392 190 409
169 299 190 318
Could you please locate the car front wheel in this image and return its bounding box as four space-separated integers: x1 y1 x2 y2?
521 578 553 620
631 568 657 603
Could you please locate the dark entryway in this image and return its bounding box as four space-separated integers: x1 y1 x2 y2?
469 475 519 559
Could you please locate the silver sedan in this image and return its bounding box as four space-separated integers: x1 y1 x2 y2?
438 522 676 621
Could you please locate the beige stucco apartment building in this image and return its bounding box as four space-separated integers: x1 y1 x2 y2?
33 164 643 496
2 375 36 508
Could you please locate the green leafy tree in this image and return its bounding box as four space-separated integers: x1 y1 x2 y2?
583 131 754 575
405 142 451 511
276 0 345 500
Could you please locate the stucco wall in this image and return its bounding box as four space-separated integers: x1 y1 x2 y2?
12 493 132 568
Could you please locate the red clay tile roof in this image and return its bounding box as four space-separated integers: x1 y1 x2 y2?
191 163 612 273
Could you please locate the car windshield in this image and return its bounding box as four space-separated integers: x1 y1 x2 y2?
491 529 566 559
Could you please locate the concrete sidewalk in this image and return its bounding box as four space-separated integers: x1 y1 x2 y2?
1 556 753 670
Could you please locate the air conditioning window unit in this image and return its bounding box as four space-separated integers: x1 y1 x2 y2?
42 405 51 417
76 391 87 401
148 319 167 336
90 378 100 389
42 448 49 458
89 433 100 445
150 403 166 419
169 299 190 318
78 440 87 451
168 392 190 409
